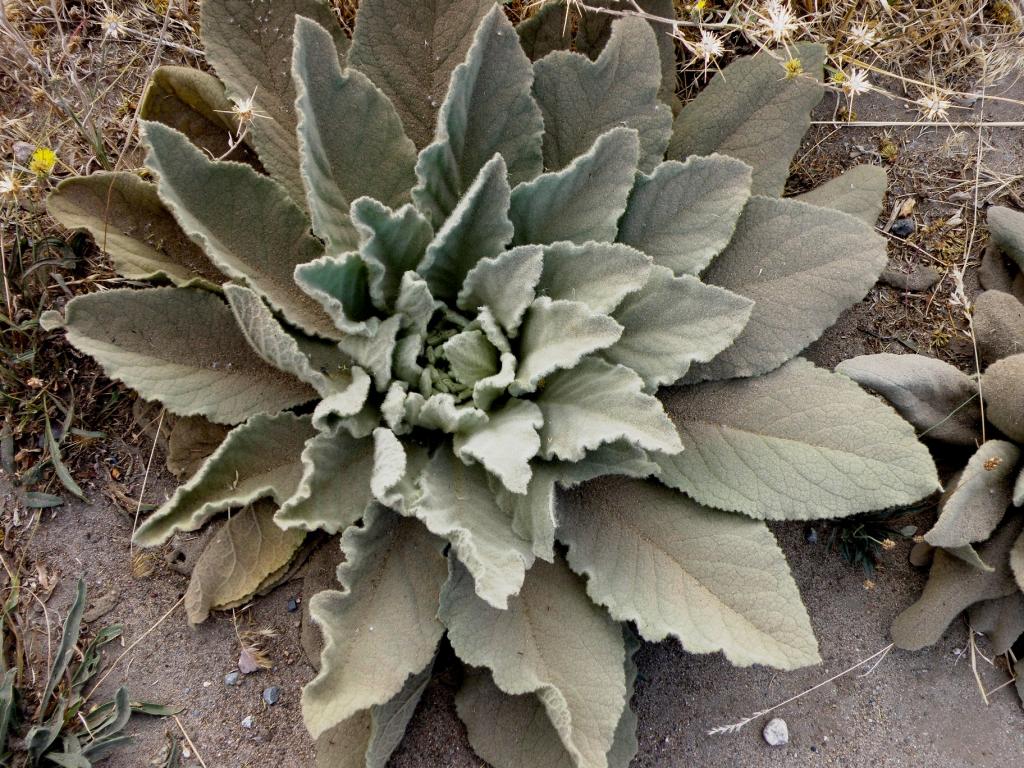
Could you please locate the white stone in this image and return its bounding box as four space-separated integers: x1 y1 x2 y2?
763 717 789 747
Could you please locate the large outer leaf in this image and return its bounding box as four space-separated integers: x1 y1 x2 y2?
686 197 887 382
925 440 1019 548
142 122 338 339
891 517 1023 650
276 426 376 534
453 399 543 494
516 1 571 61
973 289 1024 366
561 476 819 669
47 173 222 287
421 154 514 302
536 357 682 462
836 353 981 446
185 501 306 623
968 594 1024 655
535 242 651 316
988 205 1024 272
532 17 671 173
512 298 623 394
509 127 639 246
413 6 544 224
314 661 433 768
604 267 753 390
293 17 417 252
616 155 752 276
440 555 626 768
658 359 940 520
349 0 493 150
140 65 259 167
304 506 446 738
58 288 314 427
795 165 887 225
134 412 313 546
411 447 534 609
668 43 825 197
980 353 1024 442
201 0 347 202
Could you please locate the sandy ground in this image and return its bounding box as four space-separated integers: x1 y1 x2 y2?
4 72 1024 768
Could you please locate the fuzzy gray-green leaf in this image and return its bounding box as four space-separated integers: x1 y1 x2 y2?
142 121 338 339
509 127 640 246
987 205 1024 273
134 412 313 546
59 288 315 427
535 242 651 316
293 17 417 252
668 43 825 197
458 246 543 336
616 155 752 276
658 359 940 520
352 199 433 311
532 16 671 172
454 399 543 494
795 164 887 225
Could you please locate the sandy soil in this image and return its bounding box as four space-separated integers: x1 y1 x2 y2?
4 76 1024 768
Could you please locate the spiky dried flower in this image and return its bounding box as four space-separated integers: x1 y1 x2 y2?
915 89 952 120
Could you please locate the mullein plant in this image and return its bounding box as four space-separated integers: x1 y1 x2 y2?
43 0 939 765
840 205 1024 705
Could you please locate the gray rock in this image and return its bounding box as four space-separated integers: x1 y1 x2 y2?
263 686 281 706
890 217 915 238
287 597 300 613
241 715 255 729
880 265 940 292
763 717 789 747
224 671 242 686
909 540 934 568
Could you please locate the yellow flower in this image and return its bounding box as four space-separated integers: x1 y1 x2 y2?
782 58 803 79
29 147 57 176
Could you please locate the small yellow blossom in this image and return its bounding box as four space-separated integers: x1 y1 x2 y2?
782 58 803 79
881 538 896 551
29 147 57 176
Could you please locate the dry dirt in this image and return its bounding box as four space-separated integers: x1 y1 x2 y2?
4 65 1024 768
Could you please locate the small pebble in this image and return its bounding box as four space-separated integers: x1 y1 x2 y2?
890 217 916 238
804 527 818 544
763 717 789 747
880 265 940 292
224 671 242 686
241 715 255 729
287 597 300 613
263 686 281 706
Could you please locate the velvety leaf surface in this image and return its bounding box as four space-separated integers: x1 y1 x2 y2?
165 416 230 480
337 315 402 392
967 594 1024 655
276 425 376 534
458 246 543 336
509 127 639 246
453 399 543 494
443 330 499 387
604 267 753 390
47 173 223 287
988 205 1024 272
616 155 752 276
185 501 306 623
668 43 825 197
294 253 375 337
532 17 671 172
352 199 433 311
201 0 347 202
891 517 1023 650
687 197 887 382
516 1 571 61
140 66 259 166
836 353 981 446
1012 528 1024 591
349 0 493 150
925 440 1019 548
536 357 682 462
973 289 1024 366
293 17 417 252
413 7 544 224
304 506 447 738
59 288 314 427
794 164 887 225
561 477 819 668
412 447 534 609
512 298 623 394
421 154 514 301
658 359 940 520
534 242 651 316
134 412 313 546
143 122 338 339
441 555 626 768
980 353 1024 442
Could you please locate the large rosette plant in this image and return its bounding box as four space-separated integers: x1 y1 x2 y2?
43 1 939 765
839 205 1024 704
